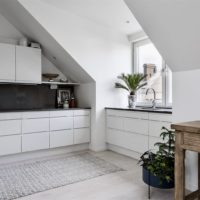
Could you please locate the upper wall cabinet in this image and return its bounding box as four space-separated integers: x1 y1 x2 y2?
16 46 41 84
0 43 15 82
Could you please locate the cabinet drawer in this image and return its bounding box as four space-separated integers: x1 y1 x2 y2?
50 117 73 131
107 129 148 153
74 110 90 116
0 120 21 136
0 135 21 156
74 116 90 128
22 132 49 152
149 113 172 122
106 110 148 119
149 121 171 137
149 136 162 151
22 111 49 119
50 111 73 117
0 112 22 120
74 128 90 144
124 118 148 135
107 116 123 130
22 118 49 134
50 130 73 148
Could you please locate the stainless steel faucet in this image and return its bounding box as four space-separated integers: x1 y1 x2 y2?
146 88 156 109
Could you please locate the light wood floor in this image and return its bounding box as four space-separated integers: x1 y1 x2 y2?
18 150 174 200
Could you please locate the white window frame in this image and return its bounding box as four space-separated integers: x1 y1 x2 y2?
133 39 172 108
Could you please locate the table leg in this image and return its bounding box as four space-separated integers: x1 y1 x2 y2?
175 132 185 200
198 153 200 200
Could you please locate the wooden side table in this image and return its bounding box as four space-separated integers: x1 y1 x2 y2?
172 121 200 200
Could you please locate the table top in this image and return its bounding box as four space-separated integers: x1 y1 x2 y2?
172 121 200 134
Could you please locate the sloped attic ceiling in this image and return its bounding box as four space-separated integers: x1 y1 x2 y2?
0 0 93 83
125 0 200 72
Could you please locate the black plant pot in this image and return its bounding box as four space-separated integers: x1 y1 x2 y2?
142 167 174 189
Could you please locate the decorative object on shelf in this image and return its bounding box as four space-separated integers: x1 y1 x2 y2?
42 73 59 82
57 89 71 108
30 42 41 49
69 94 76 108
138 127 175 199
115 73 147 108
19 38 29 46
63 99 69 108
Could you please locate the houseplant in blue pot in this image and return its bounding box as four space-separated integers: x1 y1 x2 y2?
139 127 175 189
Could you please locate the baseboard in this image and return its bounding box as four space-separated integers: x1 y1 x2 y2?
0 143 89 165
107 143 141 160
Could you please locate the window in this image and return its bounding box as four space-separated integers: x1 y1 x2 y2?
133 39 172 107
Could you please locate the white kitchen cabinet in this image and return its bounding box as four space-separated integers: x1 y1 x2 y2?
0 120 21 136
16 46 41 83
74 110 90 116
107 116 124 130
22 132 49 152
0 43 15 82
50 117 73 131
50 110 73 117
50 129 73 148
22 118 49 134
74 128 90 144
74 116 90 129
0 135 21 156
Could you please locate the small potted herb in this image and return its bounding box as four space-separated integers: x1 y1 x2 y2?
138 127 175 189
115 73 147 108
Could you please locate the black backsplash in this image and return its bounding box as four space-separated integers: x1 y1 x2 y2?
0 84 73 110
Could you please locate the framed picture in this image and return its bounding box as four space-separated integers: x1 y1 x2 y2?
57 89 71 106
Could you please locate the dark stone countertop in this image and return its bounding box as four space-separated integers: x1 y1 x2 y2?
0 107 91 113
105 106 172 114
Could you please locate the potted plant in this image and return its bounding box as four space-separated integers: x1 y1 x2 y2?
138 127 175 189
115 73 147 108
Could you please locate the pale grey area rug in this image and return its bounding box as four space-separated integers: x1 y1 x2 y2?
0 152 123 200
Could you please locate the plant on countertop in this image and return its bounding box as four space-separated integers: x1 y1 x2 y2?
138 127 175 187
115 73 147 95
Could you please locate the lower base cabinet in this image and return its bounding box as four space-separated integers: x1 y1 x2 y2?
0 135 21 156
22 132 49 152
74 128 90 144
50 130 73 148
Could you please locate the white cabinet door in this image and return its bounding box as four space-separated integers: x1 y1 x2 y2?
50 117 73 131
50 130 73 148
22 132 49 152
50 110 73 117
149 121 171 137
16 46 41 83
22 118 49 134
74 128 90 144
0 43 15 82
74 110 90 116
107 116 124 130
74 116 90 129
0 135 21 156
0 120 21 136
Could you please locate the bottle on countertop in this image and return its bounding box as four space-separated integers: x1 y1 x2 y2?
69 94 76 108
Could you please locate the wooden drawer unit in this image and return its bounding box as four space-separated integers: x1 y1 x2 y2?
74 128 90 144
0 120 21 136
50 129 73 148
74 116 90 129
0 135 21 156
183 132 200 147
50 117 73 131
22 118 49 134
22 132 49 152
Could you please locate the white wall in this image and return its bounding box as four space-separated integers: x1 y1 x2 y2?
19 0 132 151
173 69 200 191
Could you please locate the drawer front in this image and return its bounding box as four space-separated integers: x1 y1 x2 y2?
50 117 73 131
149 113 172 122
0 120 21 136
22 111 49 119
22 118 49 134
0 135 21 156
74 128 90 144
50 111 73 117
0 112 21 120
107 116 123 130
149 121 171 137
107 129 148 153
106 110 148 120
74 116 90 129
183 132 200 147
50 129 73 148
73 110 90 116
124 118 148 135
149 136 163 151
22 132 49 152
